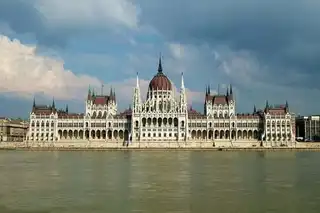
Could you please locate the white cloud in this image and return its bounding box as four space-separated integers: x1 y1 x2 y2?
35 0 140 29
169 43 184 59
0 35 204 109
212 46 262 84
0 35 101 100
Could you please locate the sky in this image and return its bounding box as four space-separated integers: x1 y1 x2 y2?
0 0 319 118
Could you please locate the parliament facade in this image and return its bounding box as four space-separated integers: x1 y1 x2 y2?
27 58 296 148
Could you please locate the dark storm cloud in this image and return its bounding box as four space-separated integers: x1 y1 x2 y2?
137 0 320 89
0 0 68 47
1 0 319 89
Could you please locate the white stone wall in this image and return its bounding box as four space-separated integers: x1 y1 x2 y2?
28 113 58 141
131 88 187 142
188 116 262 142
131 73 188 143
85 99 117 117
206 100 236 117
263 113 295 147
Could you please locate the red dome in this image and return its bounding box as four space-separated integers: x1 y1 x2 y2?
149 72 172 91
148 56 172 91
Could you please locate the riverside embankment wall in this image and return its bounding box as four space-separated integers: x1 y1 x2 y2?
1 141 320 151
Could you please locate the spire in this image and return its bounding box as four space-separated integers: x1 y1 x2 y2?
230 84 233 95
92 88 95 97
285 100 289 113
265 100 269 109
205 85 208 96
226 87 229 96
33 97 36 108
87 85 92 100
101 84 104 95
253 105 257 113
157 54 163 73
136 72 139 88
208 85 211 95
66 104 68 113
109 87 113 101
113 88 116 102
52 97 55 109
181 72 185 89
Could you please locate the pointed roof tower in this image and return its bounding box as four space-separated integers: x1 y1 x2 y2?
253 105 257 113
66 104 68 114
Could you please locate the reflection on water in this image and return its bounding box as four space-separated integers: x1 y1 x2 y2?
0 151 320 213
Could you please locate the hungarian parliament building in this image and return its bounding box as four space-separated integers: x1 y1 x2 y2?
27 58 296 148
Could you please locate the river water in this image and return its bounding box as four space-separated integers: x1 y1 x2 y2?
0 151 320 213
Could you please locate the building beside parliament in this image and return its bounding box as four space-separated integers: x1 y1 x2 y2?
0 118 28 142
296 115 320 141
27 58 296 148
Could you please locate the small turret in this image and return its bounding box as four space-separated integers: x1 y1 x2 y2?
52 97 55 109
109 87 113 100
265 100 269 113
66 104 68 114
87 85 91 100
33 97 36 108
